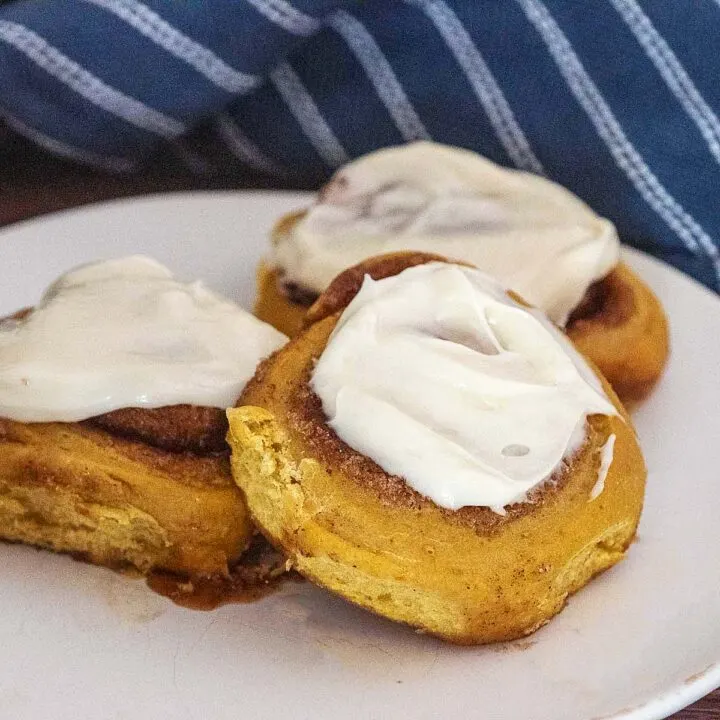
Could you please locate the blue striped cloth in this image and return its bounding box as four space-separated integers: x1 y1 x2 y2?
1 0 719 291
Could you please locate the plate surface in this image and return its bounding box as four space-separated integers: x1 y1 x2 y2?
0 191 718 720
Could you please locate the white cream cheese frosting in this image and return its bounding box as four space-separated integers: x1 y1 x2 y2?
590 433 616 501
272 141 620 325
311 263 617 512
0 256 287 422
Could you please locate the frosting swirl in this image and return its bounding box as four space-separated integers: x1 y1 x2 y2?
272 142 620 325
311 263 616 512
0 256 287 422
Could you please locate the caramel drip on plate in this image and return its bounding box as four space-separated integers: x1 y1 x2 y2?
146 537 299 611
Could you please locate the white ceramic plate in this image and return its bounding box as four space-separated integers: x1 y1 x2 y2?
0 192 718 720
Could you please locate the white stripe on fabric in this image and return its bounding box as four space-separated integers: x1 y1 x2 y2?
610 0 720 165
0 20 184 138
3 112 137 172
244 0 321 36
515 0 720 284
328 11 430 142
82 0 259 93
270 62 349 168
216 114 286 175
408 0 543 174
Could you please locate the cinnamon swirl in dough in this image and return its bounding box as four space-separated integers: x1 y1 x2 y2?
231 252 646 644
0 257 286 577
255 142 668 401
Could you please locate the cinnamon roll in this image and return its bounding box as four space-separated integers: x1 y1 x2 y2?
230 252 646 644
255 141 668 401
0 257 286 577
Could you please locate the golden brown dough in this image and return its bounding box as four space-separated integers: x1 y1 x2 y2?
255 211 669 402
566 263 669 403
0 415 252 576
231 252 647 644
91 404 228 454
254 261 309 339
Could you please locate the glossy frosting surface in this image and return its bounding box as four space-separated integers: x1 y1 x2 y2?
311 263 616 511
0 256 287 422
273 142 620 325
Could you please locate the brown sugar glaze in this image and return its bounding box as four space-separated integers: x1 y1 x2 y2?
147 536 301 611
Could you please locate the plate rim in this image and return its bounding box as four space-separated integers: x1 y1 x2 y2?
1 187 718 308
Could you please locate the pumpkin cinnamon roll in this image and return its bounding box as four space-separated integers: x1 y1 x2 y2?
0 257 286 578
230 252 646 644
255 141 668 402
